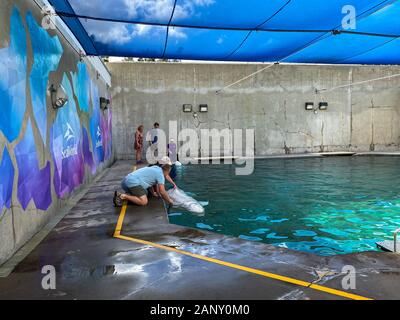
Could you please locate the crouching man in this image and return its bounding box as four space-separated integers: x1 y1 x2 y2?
114 164 174 207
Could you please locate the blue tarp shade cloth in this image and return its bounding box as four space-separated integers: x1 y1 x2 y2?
47 0 400 64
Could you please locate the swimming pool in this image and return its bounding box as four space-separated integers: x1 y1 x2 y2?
168 156 400 256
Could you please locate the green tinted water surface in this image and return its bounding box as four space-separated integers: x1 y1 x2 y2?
169 157 400 256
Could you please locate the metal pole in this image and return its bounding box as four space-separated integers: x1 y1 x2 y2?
394 228 400 253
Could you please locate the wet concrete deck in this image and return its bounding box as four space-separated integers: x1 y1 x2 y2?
0 160 400 300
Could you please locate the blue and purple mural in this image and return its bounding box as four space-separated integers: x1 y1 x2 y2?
0 7 27 143
0 4 112 212
0 147 14 210
51 74 85 198
14 120 52 210
89 82 105 165
27 11 63 145
0 2 112 263
82 127 96 174
71 62 91 113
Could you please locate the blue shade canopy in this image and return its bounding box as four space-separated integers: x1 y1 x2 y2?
48 0 400 64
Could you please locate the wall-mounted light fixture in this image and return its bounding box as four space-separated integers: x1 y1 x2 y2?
100 97 110 110
319 102 328 111
49 84 68 109
183 104 192 113
199 104 208 113
305 102 314 111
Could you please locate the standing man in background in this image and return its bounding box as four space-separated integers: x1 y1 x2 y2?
146 122 161 162
146 122 160 146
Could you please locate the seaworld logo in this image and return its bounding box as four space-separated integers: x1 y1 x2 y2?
96 126 102 148
61 123 78 159
64 123 75 142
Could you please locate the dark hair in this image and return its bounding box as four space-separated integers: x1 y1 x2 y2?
161 164 171 172
154 122 160 127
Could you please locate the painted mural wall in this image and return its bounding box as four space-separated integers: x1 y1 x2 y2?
0 0 113 265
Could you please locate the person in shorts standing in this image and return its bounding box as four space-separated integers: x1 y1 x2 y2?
134 125 144 164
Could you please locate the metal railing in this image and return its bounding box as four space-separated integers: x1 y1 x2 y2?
394 228 400 253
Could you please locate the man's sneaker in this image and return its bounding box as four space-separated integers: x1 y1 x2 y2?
113 191 123 207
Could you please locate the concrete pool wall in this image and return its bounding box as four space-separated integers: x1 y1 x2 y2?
108 62 400 160
0 0 113 265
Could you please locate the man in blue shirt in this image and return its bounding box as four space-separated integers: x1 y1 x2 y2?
114 164 174 207
146 122 160 146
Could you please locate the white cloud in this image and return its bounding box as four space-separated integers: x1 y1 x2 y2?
84 20 132 45
192 0 215 5
175 0 214 19
122 0 215 20
85 21 168 46
79 0 216 45
133 24 152 37
169 27 187 39
123 0 175 20
70 0 215 22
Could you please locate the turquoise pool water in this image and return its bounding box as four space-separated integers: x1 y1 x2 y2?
168 157 400 256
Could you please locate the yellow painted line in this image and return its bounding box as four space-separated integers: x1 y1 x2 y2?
309 283 371 301
115 232 310 288
114 230 371 300
113 201 127 237
114 164 136 237
113 166 372 301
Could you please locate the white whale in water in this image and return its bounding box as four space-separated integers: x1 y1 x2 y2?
167 188 205 215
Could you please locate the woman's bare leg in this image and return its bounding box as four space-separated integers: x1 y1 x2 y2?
137 148 143 162
121 194 148 206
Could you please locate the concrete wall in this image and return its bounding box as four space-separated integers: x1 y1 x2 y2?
0 0 113 265
108 62 400 159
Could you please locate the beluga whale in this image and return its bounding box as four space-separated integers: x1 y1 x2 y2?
167 188 205 215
